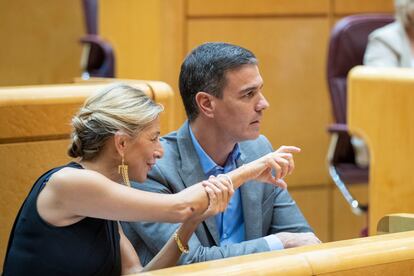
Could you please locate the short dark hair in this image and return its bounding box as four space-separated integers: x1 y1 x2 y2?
179 42 257 122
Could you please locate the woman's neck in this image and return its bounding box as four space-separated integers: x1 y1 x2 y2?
79 156 121 184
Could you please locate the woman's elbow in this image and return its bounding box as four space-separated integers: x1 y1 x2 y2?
170 203 194 222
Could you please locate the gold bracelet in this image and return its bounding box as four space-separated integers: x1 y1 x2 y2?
173 231 189 254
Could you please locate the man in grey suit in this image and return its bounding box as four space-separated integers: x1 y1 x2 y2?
122 42 320 265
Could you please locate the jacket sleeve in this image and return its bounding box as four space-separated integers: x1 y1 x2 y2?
364 33 400 67
257 135 314 235
121 166 271 265
268 188 313 234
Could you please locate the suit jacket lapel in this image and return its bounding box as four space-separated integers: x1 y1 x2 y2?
176 122 220 245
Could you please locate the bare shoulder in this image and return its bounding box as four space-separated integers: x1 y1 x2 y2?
47 167 111 193
37 167 109 225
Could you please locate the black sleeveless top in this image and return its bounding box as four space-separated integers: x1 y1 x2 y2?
3 162 121 276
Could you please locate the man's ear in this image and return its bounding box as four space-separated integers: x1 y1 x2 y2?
195 92 216 118
114 131 130 157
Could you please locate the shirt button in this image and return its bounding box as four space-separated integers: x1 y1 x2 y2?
223 233 228 239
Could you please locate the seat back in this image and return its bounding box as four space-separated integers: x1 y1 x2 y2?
82 0 98 35
80 0 115 78
327 14 394 125
327 14 394 165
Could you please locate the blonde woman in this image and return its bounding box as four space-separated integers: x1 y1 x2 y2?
364 0 414 67
3 84 298 275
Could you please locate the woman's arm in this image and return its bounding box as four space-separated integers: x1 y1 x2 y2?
37 146 299 226
122 178 231 273
118 223 142 275
142 178 230 271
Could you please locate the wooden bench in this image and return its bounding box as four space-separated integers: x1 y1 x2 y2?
0 80 174 267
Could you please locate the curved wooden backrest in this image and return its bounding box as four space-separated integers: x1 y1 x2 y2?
348 67 414 235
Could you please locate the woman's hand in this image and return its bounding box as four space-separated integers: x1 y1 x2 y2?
244 145 301 189
188 175 234 223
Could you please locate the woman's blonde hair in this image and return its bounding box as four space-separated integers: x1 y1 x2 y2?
68 83 163 160
395 0 414 28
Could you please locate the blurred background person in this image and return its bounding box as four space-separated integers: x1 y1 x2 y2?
364 0 414 67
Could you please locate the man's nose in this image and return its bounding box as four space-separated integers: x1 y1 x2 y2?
256 93 270 111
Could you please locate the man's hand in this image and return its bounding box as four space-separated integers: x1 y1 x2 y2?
244 145 301 188
275 232 321 248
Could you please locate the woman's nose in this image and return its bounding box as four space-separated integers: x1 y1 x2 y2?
154 144 164 159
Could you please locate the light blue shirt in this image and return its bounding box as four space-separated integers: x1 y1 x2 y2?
189 125 283 250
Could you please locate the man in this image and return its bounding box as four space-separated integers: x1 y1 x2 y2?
122 42 320 265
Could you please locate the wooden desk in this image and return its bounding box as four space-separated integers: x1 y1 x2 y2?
0 80 174 267
137 230 414 275
348 67 414 235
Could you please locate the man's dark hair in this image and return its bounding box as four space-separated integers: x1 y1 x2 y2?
179 42 257 122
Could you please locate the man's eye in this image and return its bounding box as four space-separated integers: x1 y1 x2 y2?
244 91 255 98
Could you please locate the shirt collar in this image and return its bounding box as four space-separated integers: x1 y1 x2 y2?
188 124 240 175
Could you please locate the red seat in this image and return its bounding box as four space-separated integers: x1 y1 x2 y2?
326 14 394 218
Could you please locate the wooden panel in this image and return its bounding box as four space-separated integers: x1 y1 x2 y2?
159 0 187 125
0 139 72 268
332 184 368 241
100 0 162 80
322 260 414 276
188 0 329 17
100 0 187 128
0 0 83 86
348 67 414 235
290 186 330 242
138 231 414 275
333 0 394 15
187 18 331 187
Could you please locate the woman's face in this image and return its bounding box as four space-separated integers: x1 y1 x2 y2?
125 117 164 182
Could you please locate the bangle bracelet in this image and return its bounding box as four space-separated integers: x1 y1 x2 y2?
173 231 189 254
217 174 233 188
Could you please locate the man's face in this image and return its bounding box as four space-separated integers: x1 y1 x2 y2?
212 64 269 143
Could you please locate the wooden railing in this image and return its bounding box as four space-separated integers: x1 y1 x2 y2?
137 230 414 275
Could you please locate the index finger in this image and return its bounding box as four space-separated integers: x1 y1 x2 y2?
275 145 301 154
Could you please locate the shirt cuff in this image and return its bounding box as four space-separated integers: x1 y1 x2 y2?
264 235 284 250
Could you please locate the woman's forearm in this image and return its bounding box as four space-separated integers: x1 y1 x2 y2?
141 220 198 271
142 164 261 271
175 163 258 217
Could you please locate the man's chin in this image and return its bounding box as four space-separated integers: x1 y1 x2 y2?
239 131 261 142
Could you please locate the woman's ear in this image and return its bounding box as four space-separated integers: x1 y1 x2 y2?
114 131 129 157
195 92 216 118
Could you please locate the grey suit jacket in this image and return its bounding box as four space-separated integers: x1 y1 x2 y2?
364 21 412 67
122 122 312 265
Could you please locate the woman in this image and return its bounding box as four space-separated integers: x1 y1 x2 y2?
3 83 296 275
364 0 414 67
